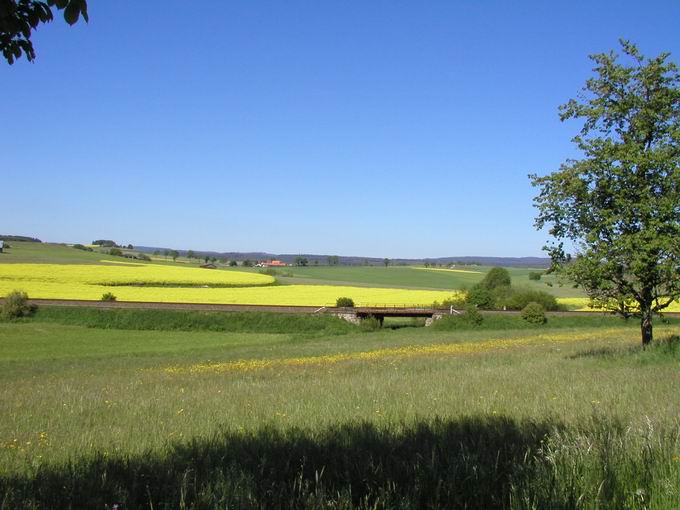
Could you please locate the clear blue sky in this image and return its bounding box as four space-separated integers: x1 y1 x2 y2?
2 1 678 257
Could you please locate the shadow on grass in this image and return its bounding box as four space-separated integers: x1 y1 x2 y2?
1 416 556 509
568 346 621 360
568 335 680 362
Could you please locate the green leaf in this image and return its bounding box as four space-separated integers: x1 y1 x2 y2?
63 1 80 25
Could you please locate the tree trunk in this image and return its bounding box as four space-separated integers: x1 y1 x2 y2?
640 305 653 347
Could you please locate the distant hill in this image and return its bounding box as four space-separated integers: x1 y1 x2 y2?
134 246 550 268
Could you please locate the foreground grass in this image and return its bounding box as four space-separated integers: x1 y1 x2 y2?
1 309 679 508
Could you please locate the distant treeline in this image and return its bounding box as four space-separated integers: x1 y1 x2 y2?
92 240 118 247
134 245 552 268
0 235 41 243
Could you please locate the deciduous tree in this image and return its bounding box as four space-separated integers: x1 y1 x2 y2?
1 0 88 64
531 41 679 345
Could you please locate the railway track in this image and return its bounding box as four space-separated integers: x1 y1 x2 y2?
4 298 679 318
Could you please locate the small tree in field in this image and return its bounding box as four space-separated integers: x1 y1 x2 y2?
531 41 679 346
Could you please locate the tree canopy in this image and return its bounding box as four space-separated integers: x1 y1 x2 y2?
531 40 679 345
480 267 511 290
1 0 87 64
294 256 309 267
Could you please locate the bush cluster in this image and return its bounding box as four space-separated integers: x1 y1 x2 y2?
463 305 484 326
101 292 117 302
461 267 559 312
521 302 547 324
505 289 558 311
336 297 355 308
2 290 36 319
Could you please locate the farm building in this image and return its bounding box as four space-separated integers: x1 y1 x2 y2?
257 260 288 267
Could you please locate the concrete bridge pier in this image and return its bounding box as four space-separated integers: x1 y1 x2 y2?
335 312 361 325
424 313 443 327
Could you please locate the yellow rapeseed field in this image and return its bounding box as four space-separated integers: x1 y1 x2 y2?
0 263 274 287
0 263 459 306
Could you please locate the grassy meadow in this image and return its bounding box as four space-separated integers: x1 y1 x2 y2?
1 306 680 508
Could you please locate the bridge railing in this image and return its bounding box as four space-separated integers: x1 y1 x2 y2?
325 303 449 311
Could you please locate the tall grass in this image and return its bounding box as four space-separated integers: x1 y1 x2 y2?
432 312 680 332
1 311 679 508
23 306 357 336
1 416 678 509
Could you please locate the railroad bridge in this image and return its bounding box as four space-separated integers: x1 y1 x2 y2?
333 306 452 326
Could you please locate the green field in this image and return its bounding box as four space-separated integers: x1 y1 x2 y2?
0 241 196 267
280 264 582 297
1 306 679 507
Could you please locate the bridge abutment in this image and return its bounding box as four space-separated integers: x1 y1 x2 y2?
425 313 443 327
335 312 361 325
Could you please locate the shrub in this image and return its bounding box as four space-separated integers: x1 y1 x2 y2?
229 260 238 267
2 290 35 319
336 297 355 308
360 315 381 331
521 302 547 324
108 248 124 257
490 285 514 308
72 243 93 252
528 271 542 281
506 289 559 311
480 267 512 290
135 253 151 261
463 305 484 326
101 292 117 302
466 284 495 309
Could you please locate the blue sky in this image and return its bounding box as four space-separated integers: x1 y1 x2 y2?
2 1 678 257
